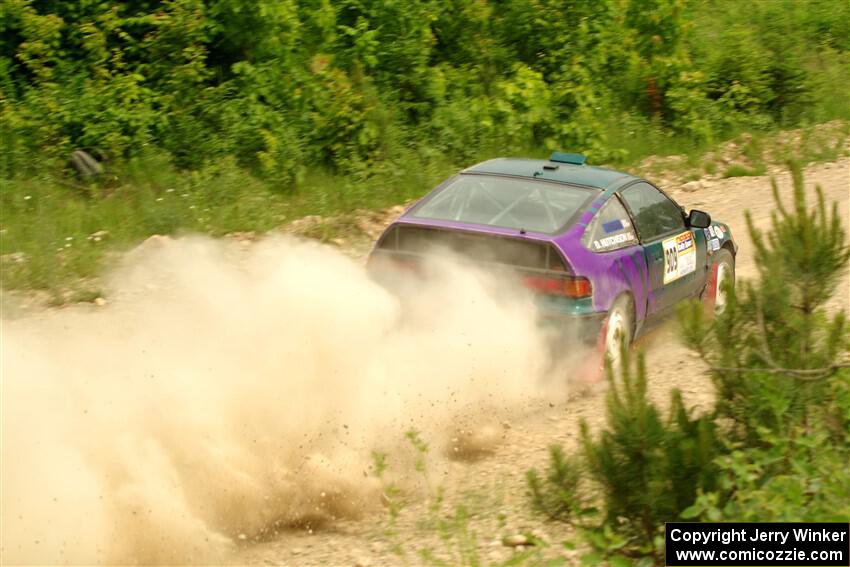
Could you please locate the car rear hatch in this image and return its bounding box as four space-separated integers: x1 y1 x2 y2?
369 223 592 300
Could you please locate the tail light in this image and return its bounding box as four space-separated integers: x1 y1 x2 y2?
390 257 419 270
523 275 592 298
367 253 419 272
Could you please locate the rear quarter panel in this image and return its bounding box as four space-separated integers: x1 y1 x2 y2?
554 223 654 323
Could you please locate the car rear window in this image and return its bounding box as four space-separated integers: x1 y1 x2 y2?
410 174 596 234
378 225 570 271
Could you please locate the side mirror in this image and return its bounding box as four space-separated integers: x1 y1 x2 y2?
687 209 711 229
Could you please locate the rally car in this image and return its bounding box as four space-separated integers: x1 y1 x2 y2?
369 152 736 372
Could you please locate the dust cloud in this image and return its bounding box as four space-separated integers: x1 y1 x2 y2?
1 235 574 565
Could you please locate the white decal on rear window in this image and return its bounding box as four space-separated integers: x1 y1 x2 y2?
593 231 636 251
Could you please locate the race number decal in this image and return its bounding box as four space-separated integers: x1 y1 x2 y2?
662 232 696 284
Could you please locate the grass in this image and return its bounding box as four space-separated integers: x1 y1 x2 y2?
1 120 848 302
0 151 457 298
722 164 767 178
67 288 104 304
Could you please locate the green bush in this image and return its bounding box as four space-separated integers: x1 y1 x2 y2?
681 162 850 443
3 1 850 294
526 444 585 521
2 0 849 180
526 349 721 560
586 351 720 558
683 429 850 523
677 162 850 523
722 164 766 178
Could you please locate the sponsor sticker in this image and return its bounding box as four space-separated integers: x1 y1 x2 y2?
710 238 720 251
716 225 724 238
602 219 624 233
708 226 716 238
703 228 712 239
663 231 697 284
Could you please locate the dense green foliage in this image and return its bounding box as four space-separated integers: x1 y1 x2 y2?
528 165 850 561
1 1 848 296
2 0 849 181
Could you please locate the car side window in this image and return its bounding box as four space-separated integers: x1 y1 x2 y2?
619 182 685 241
582 197 639 252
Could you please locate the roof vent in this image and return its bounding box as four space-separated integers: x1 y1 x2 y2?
549 151 587 165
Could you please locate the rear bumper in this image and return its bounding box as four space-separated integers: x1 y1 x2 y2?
368 249 609 345
538 308 607 348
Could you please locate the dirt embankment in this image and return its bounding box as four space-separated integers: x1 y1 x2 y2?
1 158 847 567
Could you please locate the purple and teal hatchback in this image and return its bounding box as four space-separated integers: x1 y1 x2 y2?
369 152 737 369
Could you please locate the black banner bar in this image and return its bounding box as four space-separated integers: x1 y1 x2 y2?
666 523 849 566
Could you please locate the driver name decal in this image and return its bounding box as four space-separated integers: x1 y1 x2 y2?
663 231 696 284
593 231 636 251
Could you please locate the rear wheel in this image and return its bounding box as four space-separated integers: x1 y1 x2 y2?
603 295 634 377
